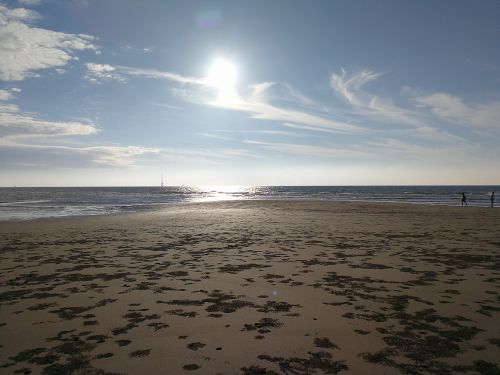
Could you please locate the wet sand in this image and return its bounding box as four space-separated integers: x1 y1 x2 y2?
0 200 499 374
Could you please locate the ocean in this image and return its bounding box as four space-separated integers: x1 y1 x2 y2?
0 186 497 221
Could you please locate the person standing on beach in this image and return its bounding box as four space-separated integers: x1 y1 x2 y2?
462 192 468 206
491 192 495 208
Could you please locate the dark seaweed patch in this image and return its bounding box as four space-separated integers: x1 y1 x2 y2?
241 365 280 375
257 351 348 374
183 363 200 370
129 349 151 358
187 342 205 351
314 337 339 349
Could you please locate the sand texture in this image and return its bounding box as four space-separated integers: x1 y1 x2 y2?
0 200 499 374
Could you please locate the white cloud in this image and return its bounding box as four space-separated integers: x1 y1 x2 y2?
0 4 39 22
85 63 125 83
414 93 469 120
328 69 492 145
0 102 98 141
0 103 19 112
330 68 381 104
0 112 98 140
82 145 159 166
0 3 98 81
330 69 424 127
0 89 12 100
413 92 500 132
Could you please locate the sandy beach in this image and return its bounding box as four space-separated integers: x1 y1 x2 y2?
0 200 499 374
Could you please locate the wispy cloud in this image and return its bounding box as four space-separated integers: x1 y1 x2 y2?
328 69 485 145
0 142 159 167
236 101 359 133
151 102 184 111
244 135 487 162
330 68 424 127
205 83 362 134
84 145 159 166
107 64 488 144
251 129 297 136
0 68 259 169
196 132 234 141
159 147 258 162
0 3 98 81
282 122 351 134
365 137 485 162
330 69 381 104
216 129 299 137
413 92 500 133
0 105 98 141
116 66 206 85
107 65 362 134
1 135 259 168
244 140 369 158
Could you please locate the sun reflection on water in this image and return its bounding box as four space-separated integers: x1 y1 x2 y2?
192 185 258 202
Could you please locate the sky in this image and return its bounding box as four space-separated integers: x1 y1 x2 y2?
1 0 499 186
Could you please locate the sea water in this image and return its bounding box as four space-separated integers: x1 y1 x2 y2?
0 186 497 221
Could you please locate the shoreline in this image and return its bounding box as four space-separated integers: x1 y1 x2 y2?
1 200 499 374
0 197 497 224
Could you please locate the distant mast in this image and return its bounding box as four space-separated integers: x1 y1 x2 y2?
161 173 164 188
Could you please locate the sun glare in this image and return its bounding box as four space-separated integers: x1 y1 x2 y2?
207 58 238 103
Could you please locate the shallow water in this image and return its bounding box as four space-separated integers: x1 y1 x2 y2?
0 185 497 221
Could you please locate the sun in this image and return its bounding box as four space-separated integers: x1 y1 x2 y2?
207 57 237 94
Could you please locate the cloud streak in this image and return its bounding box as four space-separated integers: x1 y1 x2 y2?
0 72 100 143
1 140 261 168
244 140 369 158
0 142 159 167
0 107 98 141
414 92 500 133
116 66 206 85
212 85 361 134
330 68 424 128
105 65 362 134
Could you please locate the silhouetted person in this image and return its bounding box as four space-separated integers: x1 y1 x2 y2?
461 192 468 206
491 192 495 208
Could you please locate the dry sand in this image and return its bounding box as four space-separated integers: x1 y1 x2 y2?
0 200 499 375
